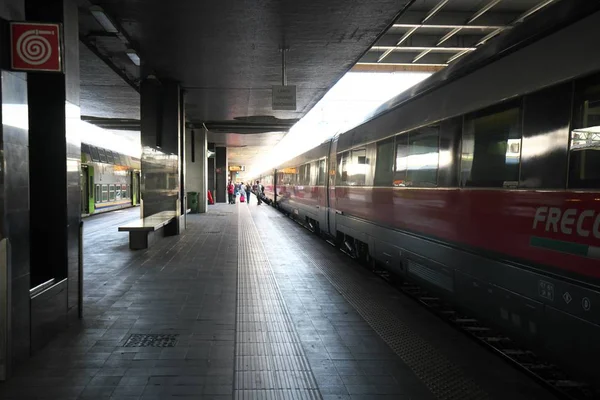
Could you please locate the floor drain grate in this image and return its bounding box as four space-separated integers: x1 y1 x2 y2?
123 334 179 347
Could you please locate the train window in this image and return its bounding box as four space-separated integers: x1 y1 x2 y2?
122 184 128 198
394 134 408 185
101 185 108 202
115 186 121 200
569 76 600 189
407 126 439 187
339 148 367 186
299 163 311 185
317 159 326 186
95 185 101 203
374 138 394 186
90 146 100 162
98 148 107 163
109 185 115 201
461 103 522 188
106 151 115 165
394 126 439 187
337 152 347 185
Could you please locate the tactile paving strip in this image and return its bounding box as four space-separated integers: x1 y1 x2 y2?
234 206 322 400
122 334 179 348
262 213 490 400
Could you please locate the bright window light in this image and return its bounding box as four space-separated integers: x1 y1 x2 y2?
248 71 431 177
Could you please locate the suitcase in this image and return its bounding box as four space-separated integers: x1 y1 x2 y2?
240 194 245 203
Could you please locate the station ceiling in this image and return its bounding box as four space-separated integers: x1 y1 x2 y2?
357 0 559 70
77 0 563 169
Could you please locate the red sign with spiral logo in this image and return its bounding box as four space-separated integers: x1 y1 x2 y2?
10 22 62 72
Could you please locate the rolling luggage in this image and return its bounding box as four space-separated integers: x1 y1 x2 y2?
240 194 245 203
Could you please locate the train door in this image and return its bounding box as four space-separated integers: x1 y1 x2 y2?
327 138 338 236
81 166 89 214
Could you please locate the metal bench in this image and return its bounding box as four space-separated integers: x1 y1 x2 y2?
118 211 178 250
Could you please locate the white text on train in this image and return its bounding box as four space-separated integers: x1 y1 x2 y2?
532 207 600 239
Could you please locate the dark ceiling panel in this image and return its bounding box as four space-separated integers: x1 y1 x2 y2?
83 0 413 124
79 42 140 119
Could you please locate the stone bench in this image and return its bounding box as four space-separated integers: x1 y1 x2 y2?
118 211 177 250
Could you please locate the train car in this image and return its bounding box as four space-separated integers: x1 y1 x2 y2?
268 142 330 232
81 143 141 216
269 2 600 384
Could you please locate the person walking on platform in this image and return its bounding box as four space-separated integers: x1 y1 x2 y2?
253 180 262 205
227 180 235 204
245 182 252 205
239 182 246 203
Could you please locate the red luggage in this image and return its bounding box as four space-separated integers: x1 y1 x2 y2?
240 194 245 203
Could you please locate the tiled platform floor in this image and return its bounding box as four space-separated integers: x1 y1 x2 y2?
0 203 557 399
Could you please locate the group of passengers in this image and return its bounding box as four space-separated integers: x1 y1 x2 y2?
227 180 264 205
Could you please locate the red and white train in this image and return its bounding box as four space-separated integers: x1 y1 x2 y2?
256 2 600 383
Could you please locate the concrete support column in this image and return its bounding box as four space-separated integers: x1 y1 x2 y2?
208 142 216 199
140 78 183 229
215 147 228 203
25 0 81 356
0 4 30 374
185 128 208 213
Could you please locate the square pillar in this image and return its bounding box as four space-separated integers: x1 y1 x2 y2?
25 0 81 356
185 128 208 213
208 142 216 199
140 78 183 229
215 147 228 203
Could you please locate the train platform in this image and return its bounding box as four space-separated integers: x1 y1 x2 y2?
0 202 556 400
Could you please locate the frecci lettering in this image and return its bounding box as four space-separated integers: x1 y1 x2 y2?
545 207 561 233
560 209 577 235
594 214 600 239
533 206 599 238
577 210 595 237
533 207 547 229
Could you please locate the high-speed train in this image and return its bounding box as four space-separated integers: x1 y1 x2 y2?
256 2 600 383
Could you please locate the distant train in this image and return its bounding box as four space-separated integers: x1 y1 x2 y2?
256 4 600 384
81 143 141 216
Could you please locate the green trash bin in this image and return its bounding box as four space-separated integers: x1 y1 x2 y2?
188 192 199 213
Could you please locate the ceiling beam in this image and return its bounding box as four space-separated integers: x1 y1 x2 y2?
377 26 418 62
353 63 446 72
81 116 141 130
412 0 504 62
372 46 476 52
468 0 503 23
392 23 504 30
422 0 450 23
379 0 451 63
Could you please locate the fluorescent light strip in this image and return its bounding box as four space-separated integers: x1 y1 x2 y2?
89 6 119 34
126 50 140 66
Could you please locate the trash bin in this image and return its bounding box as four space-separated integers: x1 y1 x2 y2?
188 192 199 213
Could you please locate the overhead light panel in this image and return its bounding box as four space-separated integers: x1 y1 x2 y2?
126 49 140 66
89 6 119 33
